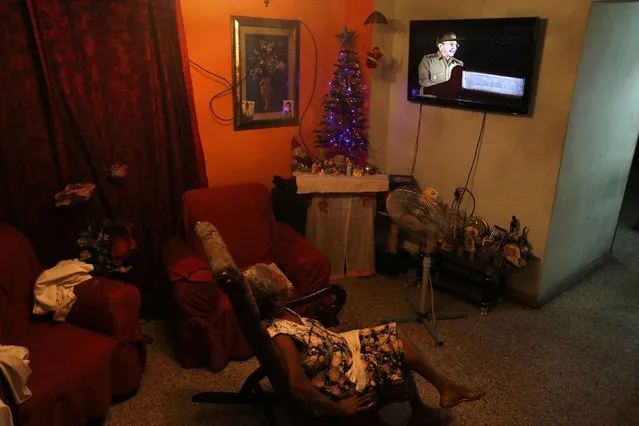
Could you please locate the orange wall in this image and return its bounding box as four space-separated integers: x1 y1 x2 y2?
179 0 374 189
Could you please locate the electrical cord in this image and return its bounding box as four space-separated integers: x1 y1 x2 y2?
297 20 320 161
188 59 244 122
463 112 487 191
452 112 486 222
410 104 424 176
452 186 476 220
187 19 320 161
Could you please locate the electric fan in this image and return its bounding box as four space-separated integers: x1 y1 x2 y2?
379 186 467 346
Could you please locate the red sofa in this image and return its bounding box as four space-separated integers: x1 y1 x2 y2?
0 223 147 426
162 183 331 371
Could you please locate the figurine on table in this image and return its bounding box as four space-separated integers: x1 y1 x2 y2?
464 226 479 260
509 215 520 233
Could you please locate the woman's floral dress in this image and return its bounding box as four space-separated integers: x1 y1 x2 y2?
266 310 405 400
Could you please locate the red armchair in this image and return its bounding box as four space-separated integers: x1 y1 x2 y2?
0 223 146 426
162 183 331 371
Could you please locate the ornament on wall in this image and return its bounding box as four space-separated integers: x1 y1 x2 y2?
264 0 269 6
363 11 389 25
363 10 390 69
365 46 384 69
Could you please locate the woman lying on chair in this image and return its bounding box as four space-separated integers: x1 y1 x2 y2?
245 264 485 426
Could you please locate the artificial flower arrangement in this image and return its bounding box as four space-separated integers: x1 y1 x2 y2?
54 162 137 276
248 39 286 80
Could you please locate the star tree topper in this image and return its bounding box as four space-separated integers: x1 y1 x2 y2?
336 25 356 47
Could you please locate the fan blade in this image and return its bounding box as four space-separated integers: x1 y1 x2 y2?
401 214 427 232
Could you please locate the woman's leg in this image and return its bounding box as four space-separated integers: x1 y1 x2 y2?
402 369 451 425
397 326 485 409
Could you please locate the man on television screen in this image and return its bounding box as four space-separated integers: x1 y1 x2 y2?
418 32 464 89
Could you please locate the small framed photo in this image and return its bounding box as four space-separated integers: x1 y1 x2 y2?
282 100 294 118
242 100 255 120
489 225 507 246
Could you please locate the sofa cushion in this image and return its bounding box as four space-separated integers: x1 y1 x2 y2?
16 321 115 426
0 223 43 343
182 184 276 269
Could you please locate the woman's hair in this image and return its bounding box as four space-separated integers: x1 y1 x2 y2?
244 263 286 320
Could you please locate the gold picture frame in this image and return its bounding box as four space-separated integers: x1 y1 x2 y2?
231 16 300 131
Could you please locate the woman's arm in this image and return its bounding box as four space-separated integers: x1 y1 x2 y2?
272 334 376 416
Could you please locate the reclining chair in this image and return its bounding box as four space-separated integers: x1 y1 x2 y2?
192 221 409 426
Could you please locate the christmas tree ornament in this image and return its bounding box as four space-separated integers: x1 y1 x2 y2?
336 25 357 48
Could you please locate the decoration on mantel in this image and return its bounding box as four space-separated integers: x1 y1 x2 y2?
292 142 379 177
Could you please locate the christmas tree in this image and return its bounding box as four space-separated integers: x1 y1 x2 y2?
315 37 369 163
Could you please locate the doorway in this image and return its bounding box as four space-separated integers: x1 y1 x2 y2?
618 135 639 231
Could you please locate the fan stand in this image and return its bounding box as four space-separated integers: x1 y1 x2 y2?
379 248 467 346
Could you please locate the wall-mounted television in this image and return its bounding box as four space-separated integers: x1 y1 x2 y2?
407 17 541 115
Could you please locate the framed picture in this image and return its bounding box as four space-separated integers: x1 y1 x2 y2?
489 225 508 246
231 16 300 131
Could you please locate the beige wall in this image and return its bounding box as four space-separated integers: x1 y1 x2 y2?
540 1 639 302
369 0 593 302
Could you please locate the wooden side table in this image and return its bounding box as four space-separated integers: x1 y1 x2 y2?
433 250 517 315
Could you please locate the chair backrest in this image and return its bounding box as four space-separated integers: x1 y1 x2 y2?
193 221 314 426
0 223 43 343
182 184 277 269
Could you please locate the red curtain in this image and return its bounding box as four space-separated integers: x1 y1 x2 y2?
0 0 207 314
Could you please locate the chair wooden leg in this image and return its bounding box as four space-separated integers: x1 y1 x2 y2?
192 366 276 406
239 366 267 394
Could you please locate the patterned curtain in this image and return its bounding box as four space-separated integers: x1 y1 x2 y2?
0 0 207 314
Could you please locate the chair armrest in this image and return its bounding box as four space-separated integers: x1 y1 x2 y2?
274 222 330 295
162 235 214 284
66 278 115 336
67 278 145 344
286 285 347 328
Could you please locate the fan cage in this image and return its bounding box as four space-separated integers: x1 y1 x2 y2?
386 187 450 238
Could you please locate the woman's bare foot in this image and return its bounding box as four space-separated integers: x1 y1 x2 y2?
439 382 485 409
409 404 451 426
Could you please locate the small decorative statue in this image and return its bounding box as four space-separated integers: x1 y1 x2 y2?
464 226 479 260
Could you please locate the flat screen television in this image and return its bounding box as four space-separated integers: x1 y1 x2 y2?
407 17 541 115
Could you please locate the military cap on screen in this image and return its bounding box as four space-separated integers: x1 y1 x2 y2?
438 32 460 44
